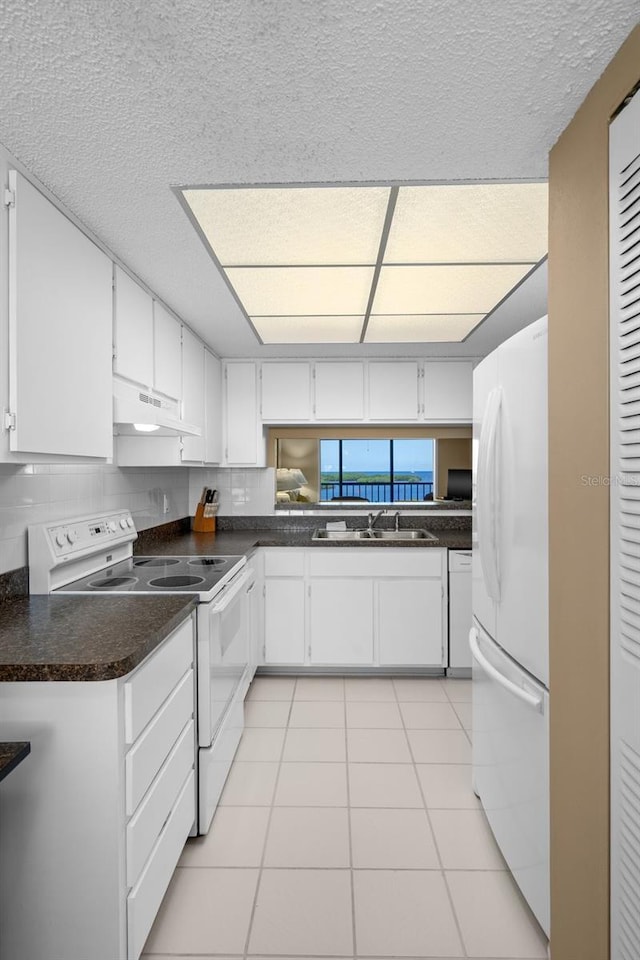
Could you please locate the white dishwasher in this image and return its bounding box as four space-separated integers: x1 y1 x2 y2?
447 550 472 675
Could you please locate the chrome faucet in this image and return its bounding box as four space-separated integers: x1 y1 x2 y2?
392 510 400 531
367 509 386 534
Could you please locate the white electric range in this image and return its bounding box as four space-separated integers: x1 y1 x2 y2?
28 510 256 833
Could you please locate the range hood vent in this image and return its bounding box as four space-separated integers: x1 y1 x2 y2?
113 377 201 437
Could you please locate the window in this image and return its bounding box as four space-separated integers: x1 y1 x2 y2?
320 438 434 502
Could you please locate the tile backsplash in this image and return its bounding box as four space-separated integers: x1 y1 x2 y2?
189 468 276 518
0 463 190 575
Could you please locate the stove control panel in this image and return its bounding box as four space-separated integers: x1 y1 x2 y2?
46 512 136 558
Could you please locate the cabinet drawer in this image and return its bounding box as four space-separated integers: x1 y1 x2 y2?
126 670 194 815
125 617 193 744
263 550 305 577
127 719 195 887
308 548 444 579
127 770 195 960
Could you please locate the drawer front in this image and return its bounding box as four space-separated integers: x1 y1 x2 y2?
126 669 194 815
124 617 194 744
263 550 305 578
308 548 444 579
127 770 195 960
127 719 195 887
449 549 472 572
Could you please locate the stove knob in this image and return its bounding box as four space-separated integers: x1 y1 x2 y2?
120 518 128 529
108 521 117 533
126 517 134 528
55 532 65 548
66 530 77 544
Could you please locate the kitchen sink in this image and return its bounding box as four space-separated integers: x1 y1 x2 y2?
312 529 372 539
312 528 438 541
368 529 438 540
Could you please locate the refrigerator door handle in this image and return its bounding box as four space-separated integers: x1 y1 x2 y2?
469 627 544 712
477 387 502 601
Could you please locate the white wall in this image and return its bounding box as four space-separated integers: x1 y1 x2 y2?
0 463 189 575
189 468 275 518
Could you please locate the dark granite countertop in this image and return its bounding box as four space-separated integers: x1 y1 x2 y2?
0 595 196 682
134 528 472 556
0 742 30 783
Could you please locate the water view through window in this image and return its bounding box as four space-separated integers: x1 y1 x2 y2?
320 438 434 502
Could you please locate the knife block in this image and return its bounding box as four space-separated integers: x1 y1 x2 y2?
193 503 217 533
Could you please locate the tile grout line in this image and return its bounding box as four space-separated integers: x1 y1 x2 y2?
397 676 471 960
343 682 358 960
241 676 298 960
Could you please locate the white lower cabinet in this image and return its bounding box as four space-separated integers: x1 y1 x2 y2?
261 548 447 669
309 579 374 664
0 613 196 960
378 578 443 665
264 578 306 664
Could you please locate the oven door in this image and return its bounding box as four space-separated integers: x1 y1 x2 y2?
197 566 254 749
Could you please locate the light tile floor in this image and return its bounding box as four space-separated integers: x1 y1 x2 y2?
143 676 548 960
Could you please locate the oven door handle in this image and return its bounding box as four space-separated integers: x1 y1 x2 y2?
210 569 254 613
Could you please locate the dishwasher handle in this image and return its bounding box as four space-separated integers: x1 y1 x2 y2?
469 627 544 713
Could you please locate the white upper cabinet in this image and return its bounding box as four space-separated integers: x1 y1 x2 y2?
261 361 312 421
181 326 205 462
7 171 113 459
423 361 473 421
224 361 264 465
153 301 182 400
204 349 222 464
314 361 365 420
368 361 420 421
113 265 154 388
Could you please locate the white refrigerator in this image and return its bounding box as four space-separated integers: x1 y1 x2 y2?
471 314 549 937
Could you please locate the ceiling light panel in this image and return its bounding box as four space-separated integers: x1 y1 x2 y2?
365 314 484 342
372 263 532 315
253 315 364 343
183 186 389 265
384 183 548 263
225 266 374 316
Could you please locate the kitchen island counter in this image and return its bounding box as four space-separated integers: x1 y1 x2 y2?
0 594 196 682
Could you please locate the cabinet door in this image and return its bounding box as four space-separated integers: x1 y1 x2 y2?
153 302 182 400
378 579 444 665
204 350 222 464
113 265 154 387
261 362 311 421
180 326 205 462
423 361 473 421
368 361 420 421
225 362 260 464
314 362 365 420
264 579 305 664
309 579 374 664
8 171 113 458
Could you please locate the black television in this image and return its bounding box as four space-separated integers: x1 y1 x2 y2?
446 468 472 501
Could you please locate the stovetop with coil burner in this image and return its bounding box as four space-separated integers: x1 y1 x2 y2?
56 555 246 596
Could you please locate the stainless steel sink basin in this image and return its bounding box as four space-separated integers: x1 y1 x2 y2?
312 529 371 539
369 529 438 540
312 528 438 541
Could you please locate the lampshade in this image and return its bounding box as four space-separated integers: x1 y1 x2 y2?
276 468 308 491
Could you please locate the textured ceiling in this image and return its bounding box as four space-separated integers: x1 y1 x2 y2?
0 0 636 357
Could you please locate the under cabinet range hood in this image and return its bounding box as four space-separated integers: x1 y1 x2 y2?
113 378 201 437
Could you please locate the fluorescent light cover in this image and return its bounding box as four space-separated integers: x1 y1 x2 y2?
384 184 548 263
183 186 389 265
372 263 532 315
252 315 363 343
226 266 374 316
365 314 484 342
133 423 161 432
